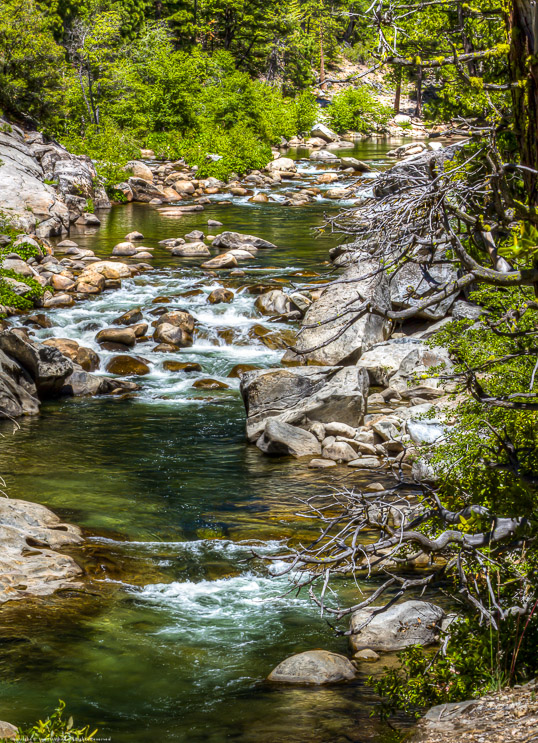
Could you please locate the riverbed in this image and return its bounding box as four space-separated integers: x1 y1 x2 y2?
0 140 412 742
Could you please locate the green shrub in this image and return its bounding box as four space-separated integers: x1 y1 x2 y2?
59 122 140 194
13 700 97 742
326 87 392 134
0 269 45 313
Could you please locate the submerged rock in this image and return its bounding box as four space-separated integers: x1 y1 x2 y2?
268 650 356 684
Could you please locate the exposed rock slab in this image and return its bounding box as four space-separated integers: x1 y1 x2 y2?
241 366 369 442
0 329 73 397
283 261 390 366
0 498 83 604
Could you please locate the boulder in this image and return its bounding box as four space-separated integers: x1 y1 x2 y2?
0 498 83 604
212 231 276 250
163 361 202 372
357 338 424 385
257 419 321 457
267 157 297 173
95 327 136 347
173 180 195 195
80 260 131 280
0 128 69 236
0 257 37 277
268 650 356 684
207 288 234 304
112 241 137 256
126 160 154 181
153 323 193 347
283 261 390 366
105 355 151 376
340 157 372 172
0 348 40 418
390 257 458 320
310 150 339 161
201 253 238 270
241 366 369 442
348 456 382 469
171 241 210 257
0 721 17 739
311 124 339 143
322 440 357 462
125 231 144 241
156 311 195 334
0 330 72 397
389 346 453 393
325 188 352 199
112 307 143 326
254 289 291 315
349 600 445 652
42 338 100 372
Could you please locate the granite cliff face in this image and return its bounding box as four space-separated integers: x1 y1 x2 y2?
0 119 109 237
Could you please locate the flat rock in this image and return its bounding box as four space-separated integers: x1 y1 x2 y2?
268 650 356 684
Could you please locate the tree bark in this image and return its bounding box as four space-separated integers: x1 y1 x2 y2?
508 0 538 205
414 65 422 117
394 66 402 114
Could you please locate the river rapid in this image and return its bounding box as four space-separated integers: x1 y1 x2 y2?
0 140 411 742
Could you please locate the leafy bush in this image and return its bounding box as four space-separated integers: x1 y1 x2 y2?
326 87 392 134
14 700 97 742
369 609 538 719
59 122 140 194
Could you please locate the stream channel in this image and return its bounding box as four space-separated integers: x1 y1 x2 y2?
0 140 413 743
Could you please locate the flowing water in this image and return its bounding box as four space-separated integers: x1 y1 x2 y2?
0 140 413 742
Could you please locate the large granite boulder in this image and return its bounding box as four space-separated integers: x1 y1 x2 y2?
241 365 369 442
349 600 445 652
282 261 390 366
357 338 424 386
0 127 69 236
389 256 459 320
256 419 321 457
0 498 83 604
0 330 73 397
268 650 356 684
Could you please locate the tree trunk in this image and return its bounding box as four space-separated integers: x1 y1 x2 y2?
414 66 422 117
319 23 326 90
508 0 538 205
394 66 401 114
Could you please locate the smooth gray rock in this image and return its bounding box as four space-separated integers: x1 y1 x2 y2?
283 261 390 366
357 338 424 386
389 257 458 320
0 330 73 397
0 498 83 604
388 346 453 393
257 419 321 457
350 600 445 652
0 720 17 739
310 124 339 142
268 650 356 684
241 366 369 442
212 231 276 250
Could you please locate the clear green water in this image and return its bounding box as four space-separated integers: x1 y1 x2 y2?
0 140 412 742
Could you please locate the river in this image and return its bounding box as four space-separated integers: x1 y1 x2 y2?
0 139 412 743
